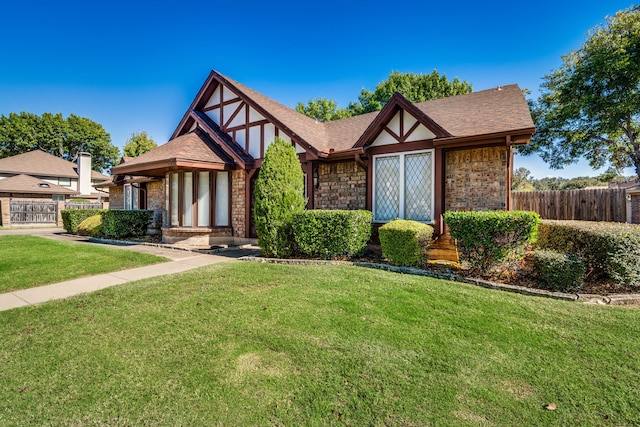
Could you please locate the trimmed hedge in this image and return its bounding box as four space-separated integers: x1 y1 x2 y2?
292 210 372 259
536 220 640 287
77 214 103 237
531 249 585 293
378 219 434 268
100 210 153 239
61 209 106 233
444 210 540 269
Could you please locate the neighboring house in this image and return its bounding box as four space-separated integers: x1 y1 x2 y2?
110 70 535 246
0 150 110 201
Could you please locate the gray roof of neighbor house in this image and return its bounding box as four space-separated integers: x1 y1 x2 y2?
0 150 111 181
0 174 78 194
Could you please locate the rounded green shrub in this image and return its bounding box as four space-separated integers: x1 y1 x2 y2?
444 210 540 270
76 214 103 237
379 219 434 268
292 210 372 259
253 137 306 258
61 209 106 233
100 210 153 238
531 249 585 293
536 220 640 287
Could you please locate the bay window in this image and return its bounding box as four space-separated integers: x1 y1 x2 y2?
165 171 230 227
373 150 434 222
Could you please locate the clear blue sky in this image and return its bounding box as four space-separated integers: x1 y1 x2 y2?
0 0 635 178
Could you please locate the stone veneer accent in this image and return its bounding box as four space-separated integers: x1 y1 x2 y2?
161 226 233 246
231 169 246 237
110 186 124 209
445 146 507 211
146 180 164 211
314 161 367 210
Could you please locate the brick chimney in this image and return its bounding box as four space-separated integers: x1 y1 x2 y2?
77 152 92 195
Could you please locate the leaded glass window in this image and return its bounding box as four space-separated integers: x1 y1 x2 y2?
373 150 433 222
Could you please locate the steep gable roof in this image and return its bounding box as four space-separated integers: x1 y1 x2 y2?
136 71 534 175
189 71 534 155
0 150 110 181
0 174 77 194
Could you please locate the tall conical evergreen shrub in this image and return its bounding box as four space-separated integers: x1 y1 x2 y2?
253 137 305 257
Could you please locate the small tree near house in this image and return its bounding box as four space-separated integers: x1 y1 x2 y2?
253 137 306 257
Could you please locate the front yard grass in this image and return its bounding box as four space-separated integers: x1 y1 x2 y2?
0 235 168 293
1 261 639 426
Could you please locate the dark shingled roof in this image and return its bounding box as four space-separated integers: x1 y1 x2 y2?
112 127 235 171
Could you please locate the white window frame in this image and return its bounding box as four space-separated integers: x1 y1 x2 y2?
372 149 435 223
123 183 139 210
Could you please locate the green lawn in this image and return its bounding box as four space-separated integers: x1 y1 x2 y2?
0 235 168 292
1 261 639 426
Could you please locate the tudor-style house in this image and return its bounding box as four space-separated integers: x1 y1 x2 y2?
109 70 535 246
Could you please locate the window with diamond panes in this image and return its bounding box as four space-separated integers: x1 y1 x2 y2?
373 150 434 223
374 156 400 221
404 152 433 221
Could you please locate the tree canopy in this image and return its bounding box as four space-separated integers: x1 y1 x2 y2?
295 70 473 121
123 131 157 157
510 167 628 191
520 6 640 177
0 112 119 171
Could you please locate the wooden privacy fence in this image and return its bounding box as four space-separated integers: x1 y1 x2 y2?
64 202 103 210
10 200 57 224
511 188 627 222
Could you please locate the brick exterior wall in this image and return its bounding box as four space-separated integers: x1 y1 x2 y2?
110 186 124 209
146 181 164 211
231 169 246 237
631 194 640 224
445 146 508 211
314 161 367 210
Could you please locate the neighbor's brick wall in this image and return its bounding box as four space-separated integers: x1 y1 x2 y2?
231 169 246 237
631 194 640 224
110 186 124 209
445 146 508 211
314 161 367 210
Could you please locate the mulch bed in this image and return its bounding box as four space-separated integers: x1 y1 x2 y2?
356 246 638 296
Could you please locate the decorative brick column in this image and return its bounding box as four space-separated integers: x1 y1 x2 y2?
56 201 65 227
0 197 10 227
231 169 246 237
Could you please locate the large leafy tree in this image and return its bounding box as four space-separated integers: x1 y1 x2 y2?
253 137 305 258
520 6 640 176
294 98 352 122
296 70 472 120
0 112 119 171
123 131 157 157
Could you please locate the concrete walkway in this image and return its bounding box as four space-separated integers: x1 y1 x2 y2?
0 228 258 312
